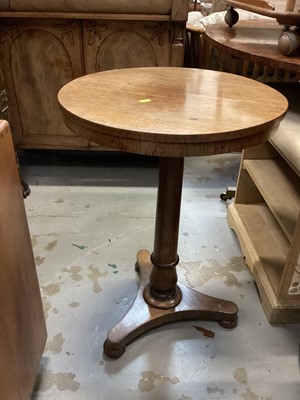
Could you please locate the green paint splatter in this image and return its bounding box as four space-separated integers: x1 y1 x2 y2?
113 271 119 274
108 263 118 269
72 244 87 250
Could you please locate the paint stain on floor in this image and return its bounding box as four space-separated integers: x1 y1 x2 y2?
62 265 83 282
72 243 87 250
233 368 272 400
45 333 65 354
87 265 108 293
33 366 80 393
35 256 46 267
44 240 58 252
69 301 80 308
138 370 180 392
42 282 61 296
180 256 245 288
206 386 225 395
108 263 119 274
241 387 272 400
233 367 248 385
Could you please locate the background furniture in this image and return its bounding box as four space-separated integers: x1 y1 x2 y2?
224 0 300 55
202 19 300 81
0 120 47 399
185 8 264 68
228 84 300 324
224 0 300 27
200 17 300 323
0 0 188 150
58 67 287 358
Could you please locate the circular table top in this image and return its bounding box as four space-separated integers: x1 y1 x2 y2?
58 67 288 157
204 19 300 73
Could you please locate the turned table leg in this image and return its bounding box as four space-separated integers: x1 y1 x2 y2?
103 157 238 359
144 157 184 309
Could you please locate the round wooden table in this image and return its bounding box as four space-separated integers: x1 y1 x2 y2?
58 67 288 359
203 19 300 81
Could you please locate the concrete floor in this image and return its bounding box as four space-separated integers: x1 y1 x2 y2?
18 150 299 400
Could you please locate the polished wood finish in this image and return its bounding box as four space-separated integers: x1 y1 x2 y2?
203 19 300 81
0 121 47 398
144 157 184 309
58 67 288 157
0 0 188 150
58 67 288 357
104 249 238 359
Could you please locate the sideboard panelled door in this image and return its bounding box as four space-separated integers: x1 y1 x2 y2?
0 18 88 149
0 15 186 150
82 20 173 74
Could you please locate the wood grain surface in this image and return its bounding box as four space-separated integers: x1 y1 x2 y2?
58 67 288 157
0 121 47 398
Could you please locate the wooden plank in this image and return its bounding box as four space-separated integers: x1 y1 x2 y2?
242 142 280 160
228 203 289 295
278 217 300 301
227 203 300 323
234 164 265 205
0 121 47 400
244 159 300 241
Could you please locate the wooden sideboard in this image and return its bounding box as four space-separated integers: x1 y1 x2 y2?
0 0 188 149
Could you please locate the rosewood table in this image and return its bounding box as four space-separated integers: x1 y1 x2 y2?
58 67 288 358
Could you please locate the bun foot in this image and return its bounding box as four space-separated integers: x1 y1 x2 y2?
219 316 238 329
103 250 239 359
103 339 126 359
